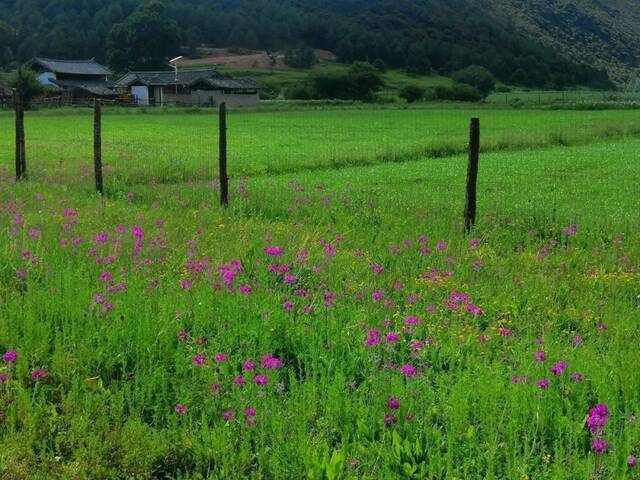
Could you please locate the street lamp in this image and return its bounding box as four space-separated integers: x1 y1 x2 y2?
169 56 183 96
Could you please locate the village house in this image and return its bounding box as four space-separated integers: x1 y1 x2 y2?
29 57 117 103
115 69 260 107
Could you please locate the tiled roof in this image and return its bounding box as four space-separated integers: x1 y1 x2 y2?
192 77 261 90
116 69 219 87
50 79 117 96
31 58 112 76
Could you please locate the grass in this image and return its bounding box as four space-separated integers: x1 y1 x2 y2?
0 106 639 479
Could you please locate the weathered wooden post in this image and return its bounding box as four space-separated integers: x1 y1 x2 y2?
13 89 21 180
13 89 26 180
218 102 229 207
93 99 104 195
464 117 480 233
19 93 26 178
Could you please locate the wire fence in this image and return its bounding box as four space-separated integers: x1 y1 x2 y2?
1 101 639 228
487 90 640 106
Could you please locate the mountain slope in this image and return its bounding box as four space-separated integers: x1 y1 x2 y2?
484 0 640 85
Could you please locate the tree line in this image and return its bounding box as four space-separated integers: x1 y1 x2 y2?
0 0 614 90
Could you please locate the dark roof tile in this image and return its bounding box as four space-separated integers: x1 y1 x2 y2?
31 58 111 76
116 69 219 87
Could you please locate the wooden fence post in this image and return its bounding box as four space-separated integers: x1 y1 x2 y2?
93 99 104 195
218 102 229 207
13 89 21 180
19 94 26 177
13 89 26 180
464 117 480 233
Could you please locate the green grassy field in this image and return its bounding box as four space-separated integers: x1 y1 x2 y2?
1 107 639 186
1 106 639 479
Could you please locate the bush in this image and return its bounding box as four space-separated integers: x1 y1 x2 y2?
452 65 496 97
285 83 313 100
434 84 483 102
399 85 424 103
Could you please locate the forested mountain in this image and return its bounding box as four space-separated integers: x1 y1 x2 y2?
0 0 636 89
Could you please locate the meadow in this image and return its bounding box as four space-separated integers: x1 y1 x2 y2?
0 105 639 479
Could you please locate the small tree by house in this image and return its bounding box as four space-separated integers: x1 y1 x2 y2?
8 67 43 108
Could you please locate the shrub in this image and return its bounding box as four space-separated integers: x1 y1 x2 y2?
434 84 483 102
285 83 313 100
399 85 425 103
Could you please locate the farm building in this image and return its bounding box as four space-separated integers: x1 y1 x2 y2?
28 57 117 102
115 69 260 107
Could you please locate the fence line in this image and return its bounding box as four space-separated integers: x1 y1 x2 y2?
8 101 486 228
6 103 640 230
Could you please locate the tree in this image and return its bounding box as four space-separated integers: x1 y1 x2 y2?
8 67 43 108
452 65 496 97
346 62 384 100
106 0 180 72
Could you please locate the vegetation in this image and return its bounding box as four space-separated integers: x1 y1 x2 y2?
287 62 384 101
106 0 180 71
0 105 639 478
434 84 484 103
0 0 621 88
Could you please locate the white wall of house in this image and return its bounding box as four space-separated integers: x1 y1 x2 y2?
131 86 149 105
